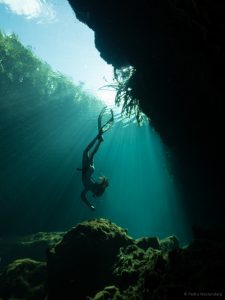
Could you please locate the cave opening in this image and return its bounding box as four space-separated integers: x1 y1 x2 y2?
0 0 191 244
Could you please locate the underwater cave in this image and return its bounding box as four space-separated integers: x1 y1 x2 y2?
0 0 225 299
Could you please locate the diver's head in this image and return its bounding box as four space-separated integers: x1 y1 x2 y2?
93 176 109 197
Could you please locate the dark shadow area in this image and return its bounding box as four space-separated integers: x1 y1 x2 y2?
68 0 225 228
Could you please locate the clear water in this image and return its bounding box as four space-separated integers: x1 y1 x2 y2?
0 0 192 245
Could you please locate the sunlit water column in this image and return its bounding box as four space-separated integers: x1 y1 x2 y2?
93 105 192 245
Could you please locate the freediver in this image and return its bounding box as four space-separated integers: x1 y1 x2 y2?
78 107 113 210
78 130 108 211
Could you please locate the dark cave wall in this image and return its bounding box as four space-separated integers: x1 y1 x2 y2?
68 0 225 227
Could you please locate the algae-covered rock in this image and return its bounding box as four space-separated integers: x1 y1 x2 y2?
159 235 180 253
113 245 147 288
0 258 46 300
90 285 123 300
47 218 134 299
1 220 223 300
113 244 167 299
89 226 225 299
136 236 160 251
134 227 225 299
0 232 64 272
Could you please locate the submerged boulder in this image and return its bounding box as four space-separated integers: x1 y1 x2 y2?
1 220 223 300
136 236 160 251
90 226 225 300
0 232 64 272
0 258 46 300
112 245 167 299
159 235 180 253
47 218 134 299
90 285 122 300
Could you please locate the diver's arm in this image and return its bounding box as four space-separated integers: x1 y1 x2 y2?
81 189 95 211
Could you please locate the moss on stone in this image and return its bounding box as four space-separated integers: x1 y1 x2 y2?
0 232 64 272
1 221 223 299
0 258 46 300
47 218 134 299
91 285 123 300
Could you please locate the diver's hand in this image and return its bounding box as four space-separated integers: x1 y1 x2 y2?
90 205 95 211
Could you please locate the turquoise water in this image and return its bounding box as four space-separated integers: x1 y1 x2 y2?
0 84 192 244
71 111 192 245
0 1 192 245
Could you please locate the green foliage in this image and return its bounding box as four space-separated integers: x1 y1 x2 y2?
0 30 100 122
103 66 145 124
0 29 102 198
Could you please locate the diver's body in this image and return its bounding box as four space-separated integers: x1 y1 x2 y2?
80 131 108 210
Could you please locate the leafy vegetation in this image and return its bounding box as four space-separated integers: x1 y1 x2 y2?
0 30 100 123
0 30 103 235
103 66 145 124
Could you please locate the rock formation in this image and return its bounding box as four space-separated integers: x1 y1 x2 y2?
68 0 225 228
0 219 224 299
47 218 134 299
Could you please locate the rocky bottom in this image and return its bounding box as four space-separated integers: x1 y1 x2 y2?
0 219 224 300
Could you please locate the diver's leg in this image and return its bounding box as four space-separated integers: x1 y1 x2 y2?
84 135 99 154
89 133 103 165
82 136 97 168
82 134 102 167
